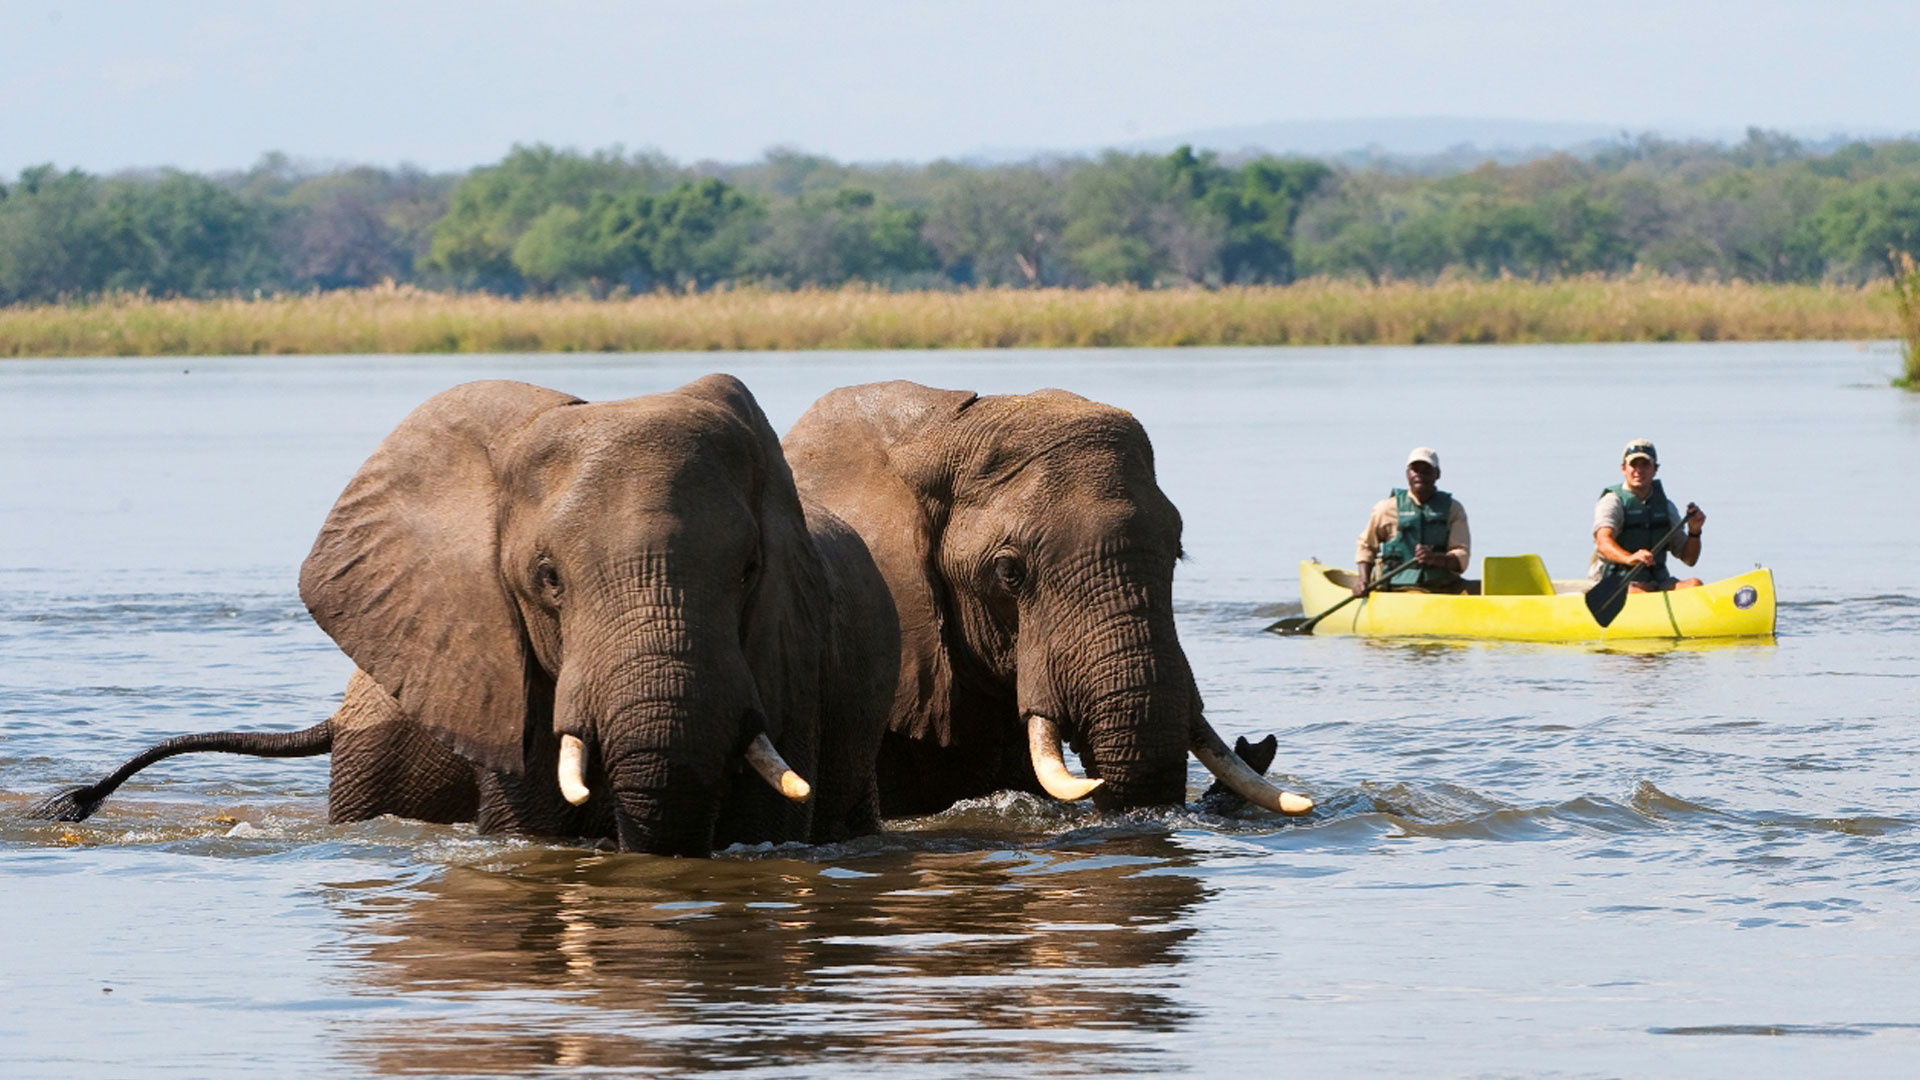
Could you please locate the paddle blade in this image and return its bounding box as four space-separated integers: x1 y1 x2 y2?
1584 576 1631 628
1264 616 1311 635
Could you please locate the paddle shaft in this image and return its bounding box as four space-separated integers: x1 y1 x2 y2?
1268 555 1419 635
1613 514 1695 584
1586 515 1694 627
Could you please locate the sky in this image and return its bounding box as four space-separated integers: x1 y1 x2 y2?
4 0 1919 177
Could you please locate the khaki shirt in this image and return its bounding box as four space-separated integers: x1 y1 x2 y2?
1356 494 1471 581
1588 490 1688 581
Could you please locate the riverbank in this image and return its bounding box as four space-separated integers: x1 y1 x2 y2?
0 278 1901 357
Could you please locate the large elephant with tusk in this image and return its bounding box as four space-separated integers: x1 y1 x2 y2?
36 375 898 856
782 381 1311 818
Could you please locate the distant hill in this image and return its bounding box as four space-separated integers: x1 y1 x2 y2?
1124 117 1623 158
961 116 1913 169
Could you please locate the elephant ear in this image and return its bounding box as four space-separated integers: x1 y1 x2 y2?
670 375 827 773
299 380 583 774
784 381 979 746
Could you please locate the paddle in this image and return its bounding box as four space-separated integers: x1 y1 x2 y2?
1265 555 1417 635
1584 516 1691 628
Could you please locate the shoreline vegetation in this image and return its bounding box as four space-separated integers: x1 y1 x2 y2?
1891 252 1920 386
0 277 1905 358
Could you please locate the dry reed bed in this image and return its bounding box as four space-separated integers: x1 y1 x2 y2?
0 278 1901 358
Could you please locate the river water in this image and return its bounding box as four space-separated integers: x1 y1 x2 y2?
3 343 1918 1077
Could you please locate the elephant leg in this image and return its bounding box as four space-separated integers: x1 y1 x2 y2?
327 669 479 825
876 722 1036 818
470 727 617 842
805 514 896 843
328 672 613 840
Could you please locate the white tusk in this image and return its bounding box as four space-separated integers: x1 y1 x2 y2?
1027 714 1104 802
1191 717 1313 815
558 734 592 806
745 732 811 803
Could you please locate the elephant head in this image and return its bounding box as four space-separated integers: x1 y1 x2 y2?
300 374 848 855
783 380 1307 817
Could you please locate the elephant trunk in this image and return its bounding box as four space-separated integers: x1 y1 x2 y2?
552 604 779 855
609 776 712 857
1077 673 1197 811
1020 603 1192 810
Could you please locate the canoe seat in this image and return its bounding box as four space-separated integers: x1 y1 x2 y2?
1482 554 1555 596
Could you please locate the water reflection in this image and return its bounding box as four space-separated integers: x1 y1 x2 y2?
332 833 1208 1076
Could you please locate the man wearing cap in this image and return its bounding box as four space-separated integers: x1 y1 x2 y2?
1354 447 1471 596
1591 439 1705 592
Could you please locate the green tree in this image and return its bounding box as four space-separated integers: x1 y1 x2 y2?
1209 158 1332 283
1542 188 1633 275
510 204 605 291
425 145 676 291
95 172 278 295
1448 198 1559 278
1063 151 1190 285
641 179 762 289
923 166 1067 286
1814 177 1920 278
0 165 107 301
750 187 936 287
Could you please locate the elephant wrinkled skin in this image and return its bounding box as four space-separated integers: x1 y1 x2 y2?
38 375 898 856
782 380 1309 818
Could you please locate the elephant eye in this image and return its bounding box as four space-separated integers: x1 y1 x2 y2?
535 560 563 599
993 553 1027 591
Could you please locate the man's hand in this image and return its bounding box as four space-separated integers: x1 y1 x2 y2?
1684 502 1705 534
1627 548 1656 568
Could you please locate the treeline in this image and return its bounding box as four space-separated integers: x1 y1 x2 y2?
5 129 1920 304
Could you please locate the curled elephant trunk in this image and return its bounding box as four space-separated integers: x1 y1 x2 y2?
1026 715 1103 801
555 732 811 807
1190 716 1313 815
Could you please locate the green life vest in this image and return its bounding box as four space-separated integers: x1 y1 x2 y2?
1601 480 1673 580
1379 488 1458 589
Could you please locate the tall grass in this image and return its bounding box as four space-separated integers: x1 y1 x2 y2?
1890 252 1920 388
0 276 1904 358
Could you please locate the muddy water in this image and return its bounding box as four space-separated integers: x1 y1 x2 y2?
4 343 1918 1077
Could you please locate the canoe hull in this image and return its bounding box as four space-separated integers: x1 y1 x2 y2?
1297 561 1776 642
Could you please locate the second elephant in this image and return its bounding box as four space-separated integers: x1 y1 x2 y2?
783 380 1310 818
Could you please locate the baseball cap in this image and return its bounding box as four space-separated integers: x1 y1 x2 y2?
1622 439 1657 465
1406 446 1440 470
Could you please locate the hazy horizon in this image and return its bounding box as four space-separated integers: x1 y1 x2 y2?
5 1 1918 176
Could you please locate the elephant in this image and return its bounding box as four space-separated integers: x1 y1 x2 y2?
36 374 899 856
781 380 1311 818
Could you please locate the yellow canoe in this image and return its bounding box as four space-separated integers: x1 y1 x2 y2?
1296 556 1776 642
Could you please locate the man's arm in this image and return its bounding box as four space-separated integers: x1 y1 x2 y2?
1442 499 1470 573
1670 500 1704 566
1593 492 1652 568
1354 500 1390 596
1595 526 1655 568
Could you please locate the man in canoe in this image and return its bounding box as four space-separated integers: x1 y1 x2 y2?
1354 446 1472 595
1590 439 1706 592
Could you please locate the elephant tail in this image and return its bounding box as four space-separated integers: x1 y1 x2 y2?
30 720 335 823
